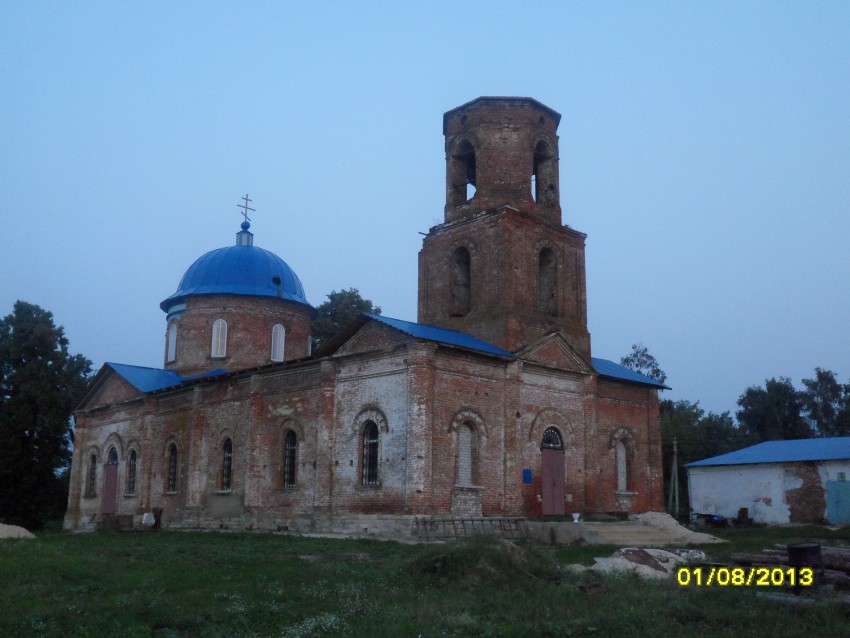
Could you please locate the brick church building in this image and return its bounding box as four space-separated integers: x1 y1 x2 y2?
65 97 666 533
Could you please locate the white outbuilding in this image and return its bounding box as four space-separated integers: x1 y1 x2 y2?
685 437 850 525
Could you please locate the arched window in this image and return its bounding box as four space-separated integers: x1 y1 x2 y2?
532 140 556 205
211 319 227 358
271 324 285 362
537 248 557 315
221 438 233 491
450 246 471 317
167 323 177 363
126 450 138 495
362 421 380 486
541 427 564 450
167 443 178 493
107 447 119 465
448 138 477 206
616 440 628 492
283 430 297 487
456 422 478 486
86 453 97 497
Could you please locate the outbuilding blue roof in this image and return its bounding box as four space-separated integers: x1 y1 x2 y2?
365 313 514 357
107 363 228 393
160 222 314 315
590 357 669 389
686 437 850 467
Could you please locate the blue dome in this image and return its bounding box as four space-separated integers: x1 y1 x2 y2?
161 228 314 315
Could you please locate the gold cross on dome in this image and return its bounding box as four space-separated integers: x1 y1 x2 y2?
238 194 255 223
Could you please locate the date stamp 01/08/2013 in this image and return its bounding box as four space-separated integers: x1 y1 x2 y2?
676 566 814 588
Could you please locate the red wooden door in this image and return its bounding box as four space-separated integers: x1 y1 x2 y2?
541 448 565 515
102 463 118 516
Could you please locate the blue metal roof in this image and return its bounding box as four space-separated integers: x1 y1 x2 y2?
107 363 228 393
590 357 669 389
686 437 850 467
365 314 514 357
160 224 314 315
364 315 670 386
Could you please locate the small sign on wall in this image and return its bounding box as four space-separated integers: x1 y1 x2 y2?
522 468 532 484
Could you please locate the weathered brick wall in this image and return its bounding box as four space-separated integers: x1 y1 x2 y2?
419 209 589 357
427 351 508 516
588 379 663 514
517 368 593 517
335 321 412 356
93 375 143 406
67 344 666 531
65 402 154 529
442 97 562 223
165 295 312 376
786 462 827 523
331 351 411 514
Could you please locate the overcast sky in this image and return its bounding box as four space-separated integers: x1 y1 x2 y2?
2 1 848 418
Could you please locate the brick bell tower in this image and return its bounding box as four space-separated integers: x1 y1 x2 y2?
418 97 590 357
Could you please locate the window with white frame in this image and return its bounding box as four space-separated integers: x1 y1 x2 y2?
616 440 628 492
456 422 478 486
167 323 177 362
271 324 285 362
211 319 227 358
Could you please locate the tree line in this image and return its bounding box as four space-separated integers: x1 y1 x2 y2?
621 344 850 516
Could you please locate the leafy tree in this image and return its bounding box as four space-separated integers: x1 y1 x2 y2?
0 301 92 529
660 399 742 516
620 343 667 385
311 288 381 352
736 377 812 443
800 368 850 437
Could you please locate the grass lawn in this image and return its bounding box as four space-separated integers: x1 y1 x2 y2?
2 525 850 637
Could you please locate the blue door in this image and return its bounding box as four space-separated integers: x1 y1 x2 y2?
825 481 850 524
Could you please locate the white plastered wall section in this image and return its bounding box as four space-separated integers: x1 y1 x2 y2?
687 463 792 524
689 459 850 524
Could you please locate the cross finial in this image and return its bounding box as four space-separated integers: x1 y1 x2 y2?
238 193 255 223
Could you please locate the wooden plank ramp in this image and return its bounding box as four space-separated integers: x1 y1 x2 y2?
414 517 527 541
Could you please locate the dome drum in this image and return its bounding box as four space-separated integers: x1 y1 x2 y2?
161 222 316 375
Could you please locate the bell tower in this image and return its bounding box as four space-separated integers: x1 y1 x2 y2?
418 97 590 356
